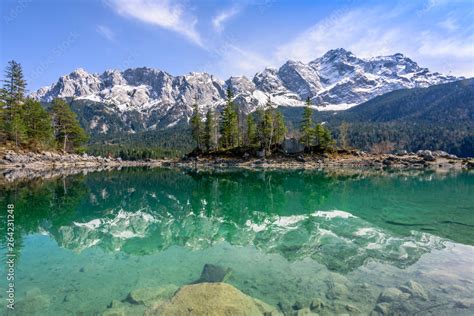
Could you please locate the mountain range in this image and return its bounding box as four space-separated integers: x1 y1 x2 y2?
32 48 460 135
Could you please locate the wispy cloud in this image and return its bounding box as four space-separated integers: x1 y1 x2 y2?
209 44 269 79
418 31 474 59
423 0 451 11
212 6 241 33
105 0 202 46
275 8 404 63
96 25 115 42
438 16 458 31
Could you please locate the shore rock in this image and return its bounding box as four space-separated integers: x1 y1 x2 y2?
145 282 280 316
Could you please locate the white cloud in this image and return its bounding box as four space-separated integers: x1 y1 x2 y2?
105 0 202 46
274 8 405 63
212 6 241 33
418 31 474 59
423 0 451 11
96 25 115 42
438 17 458 31
216 44 269 77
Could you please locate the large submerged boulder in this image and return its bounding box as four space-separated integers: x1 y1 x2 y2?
145 282 281 316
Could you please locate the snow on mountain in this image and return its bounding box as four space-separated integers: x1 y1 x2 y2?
31 48 460 134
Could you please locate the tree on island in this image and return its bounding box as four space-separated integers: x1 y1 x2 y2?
273 110 287 145
246 113 257 147
299 96 335 152
191 93 289 156
338 122 350 149
204 109 218 151
300 97 314 148
220 88 239 149
51 98 88 152
260 99 274 153
313 123 335 152
253 97 288 155
190 102 203 150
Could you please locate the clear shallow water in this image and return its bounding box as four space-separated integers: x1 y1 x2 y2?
0 168 473 315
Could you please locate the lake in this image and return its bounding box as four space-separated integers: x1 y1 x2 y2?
1 167 473 315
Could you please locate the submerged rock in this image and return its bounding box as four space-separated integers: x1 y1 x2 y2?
399 280 428 300
145 282 280 316
292 307 318 315
377 287 406 303
277 301 293 315
325 276 349 300
15 288 50 315
102 300 146 316
127 284 178 306
292 301 304 310
309 298 325 311
371 302 391 315
454 299 474 309
372 280 433 315
192 263 232 284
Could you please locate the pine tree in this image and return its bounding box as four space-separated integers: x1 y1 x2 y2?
300 97 314 148
220 88 238 149
190 102 203 150
273 111 287 145
204 109 217 151
1 60 26 108
313 123 334 152
51 98 88 152
246 114 257 147
260 98 274 153
338 122 350 149
10 109 27 147
1 60 27 145
322 126 335 151
22 98 54 147
0 98 5 141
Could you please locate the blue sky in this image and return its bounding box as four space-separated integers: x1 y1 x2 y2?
1 0 473 91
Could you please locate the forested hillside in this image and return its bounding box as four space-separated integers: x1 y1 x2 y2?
278 79 473 157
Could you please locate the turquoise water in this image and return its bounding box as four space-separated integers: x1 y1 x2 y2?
0 168 473 315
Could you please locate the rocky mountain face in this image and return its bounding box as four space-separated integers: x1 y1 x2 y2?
32 48 460 135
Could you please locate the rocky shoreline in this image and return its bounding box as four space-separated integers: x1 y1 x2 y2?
0 149 472 182
0 150 167 182
0 150 166 169
173 149 473 170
